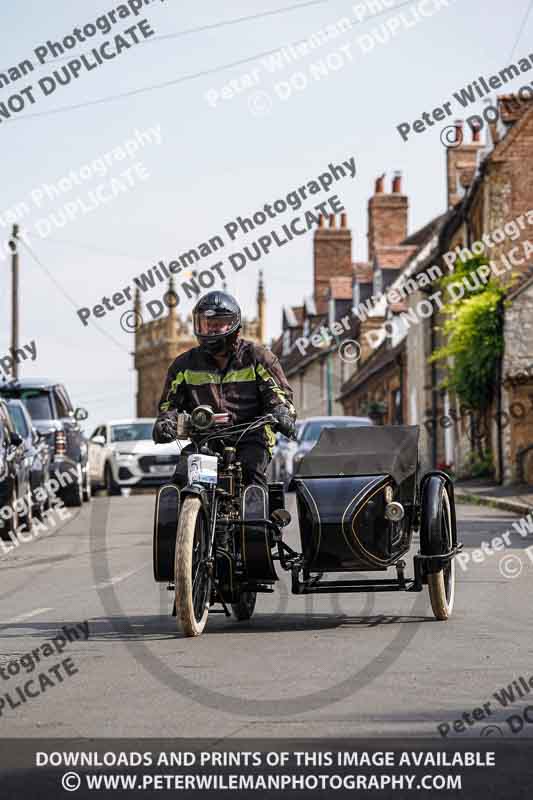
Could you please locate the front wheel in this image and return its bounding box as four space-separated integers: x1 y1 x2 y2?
231 591 257 621
174 497 211 637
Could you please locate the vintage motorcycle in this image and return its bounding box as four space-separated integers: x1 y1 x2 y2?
153 406 462 637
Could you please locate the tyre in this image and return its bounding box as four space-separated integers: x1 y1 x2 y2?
0 485 19 541
426 488 455 621
62 467 83 507
21 489 33 532
104 463 121 497
174 496 211 637
82 468 92 502
231 591 257 621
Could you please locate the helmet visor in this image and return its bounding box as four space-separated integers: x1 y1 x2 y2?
194 310 239 338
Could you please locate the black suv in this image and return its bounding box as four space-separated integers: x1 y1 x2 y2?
0 379 90 507
0 398 31 539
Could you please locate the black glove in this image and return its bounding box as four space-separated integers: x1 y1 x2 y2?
153 413 177 444
271 405 296 439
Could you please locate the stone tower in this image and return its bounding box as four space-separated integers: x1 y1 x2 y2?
133 273 266 417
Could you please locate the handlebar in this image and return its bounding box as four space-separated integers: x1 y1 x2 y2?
171 408 277 446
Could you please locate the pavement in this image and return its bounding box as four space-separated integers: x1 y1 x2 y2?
454 478 533 516
1 492 533 740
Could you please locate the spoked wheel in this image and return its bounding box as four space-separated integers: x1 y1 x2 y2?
426 487 455 621
174 497 211 637
231 591 257 621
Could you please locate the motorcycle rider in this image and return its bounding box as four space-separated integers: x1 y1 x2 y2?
153 290 296 488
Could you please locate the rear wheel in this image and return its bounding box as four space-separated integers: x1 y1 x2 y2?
0 485 19 541
426 488 455 620
82 468 92 502
175 497 211 637
62 466 83 507
231 591 257 621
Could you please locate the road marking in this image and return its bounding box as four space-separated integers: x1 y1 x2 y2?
8 607 54 623
93 567 145 590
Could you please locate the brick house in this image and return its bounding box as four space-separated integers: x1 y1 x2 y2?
274 213 359 417
343 100 533 483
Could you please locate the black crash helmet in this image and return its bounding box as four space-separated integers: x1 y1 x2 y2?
192 291 242 355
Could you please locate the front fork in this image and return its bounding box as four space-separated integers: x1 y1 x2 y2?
204 488 232 616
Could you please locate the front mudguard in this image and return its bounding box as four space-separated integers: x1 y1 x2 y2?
179 483 213 520
418 471 458 577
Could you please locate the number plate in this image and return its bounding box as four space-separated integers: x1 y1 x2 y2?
149 465 175 475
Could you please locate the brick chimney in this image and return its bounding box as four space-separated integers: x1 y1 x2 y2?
367 172 408 261
313 213 352 314
446 121 484 207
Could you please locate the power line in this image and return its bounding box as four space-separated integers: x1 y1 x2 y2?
39 237 151 261
509 0 533 59
5 0 415 123
19 238 131 354
0 0 328 72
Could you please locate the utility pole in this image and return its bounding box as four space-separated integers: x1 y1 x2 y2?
10 224 19 380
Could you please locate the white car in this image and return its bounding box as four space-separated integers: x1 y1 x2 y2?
88 418 187 494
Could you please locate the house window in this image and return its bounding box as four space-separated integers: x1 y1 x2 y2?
282 329 290 356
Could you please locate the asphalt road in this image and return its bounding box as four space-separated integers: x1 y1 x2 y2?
1 492 532 740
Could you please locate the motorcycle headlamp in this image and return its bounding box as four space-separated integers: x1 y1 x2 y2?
191 405 215 431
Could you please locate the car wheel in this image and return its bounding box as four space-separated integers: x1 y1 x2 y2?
0 486 19 541
105 463 121 497
21 490 33 532
82 468 92 502
62 466 83 508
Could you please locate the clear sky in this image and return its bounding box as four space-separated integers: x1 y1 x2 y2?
0 0 531 428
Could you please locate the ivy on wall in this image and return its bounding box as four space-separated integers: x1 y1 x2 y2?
430 256 507 412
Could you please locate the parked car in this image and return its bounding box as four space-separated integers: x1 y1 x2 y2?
88 419 187 493
290 415 374 482
0 398 32 539
0 379 90 507
5 399 52 521
269 420 302 488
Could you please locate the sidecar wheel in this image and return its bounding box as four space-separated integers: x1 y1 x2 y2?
175 497 210 637
231 591 257 621
424 486 455 621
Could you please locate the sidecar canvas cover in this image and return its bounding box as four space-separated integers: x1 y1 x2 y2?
293 426 420 573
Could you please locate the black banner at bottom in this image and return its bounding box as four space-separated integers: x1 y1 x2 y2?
0 738 532 799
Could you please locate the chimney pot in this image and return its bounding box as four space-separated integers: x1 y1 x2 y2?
472 123 481 143
329 213 336 228
318 214 325 228
392 171 402 193
375 174 385 194
340 212 347 228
